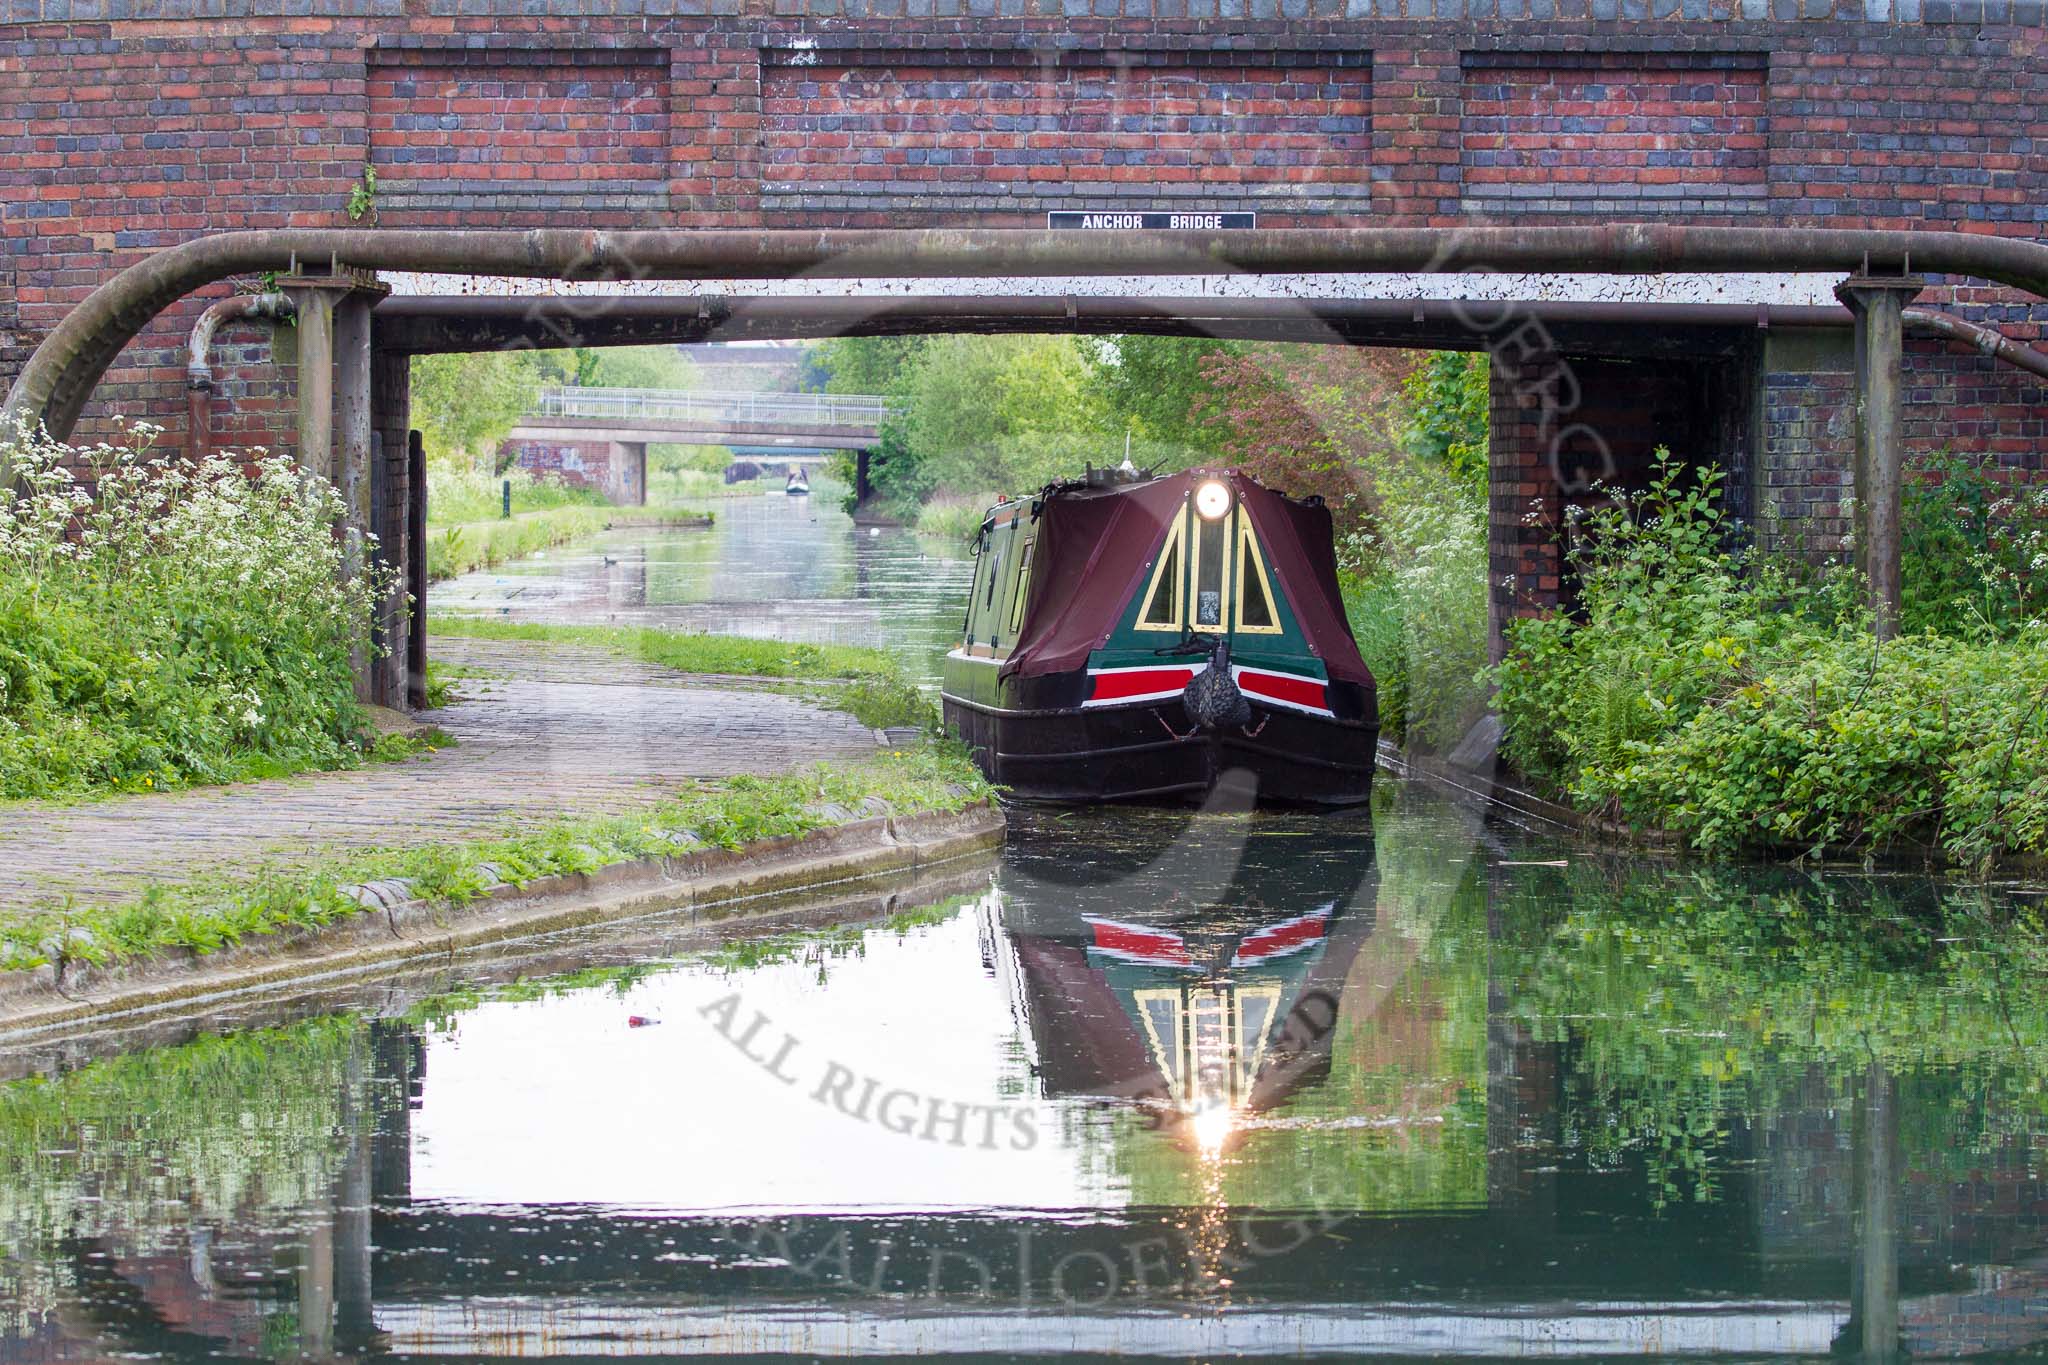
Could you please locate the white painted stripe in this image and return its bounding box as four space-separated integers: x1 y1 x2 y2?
1088 662 1208 676
385 271 1842 308
377 1299 1853 1357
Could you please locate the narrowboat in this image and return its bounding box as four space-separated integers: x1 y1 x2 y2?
941 466 1378 805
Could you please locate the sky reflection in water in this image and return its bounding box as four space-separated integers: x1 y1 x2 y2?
4 787 2045 1361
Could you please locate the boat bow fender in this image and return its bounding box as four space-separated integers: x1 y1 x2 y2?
1182 640 1252 731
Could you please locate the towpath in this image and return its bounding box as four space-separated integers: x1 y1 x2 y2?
0 636 880 910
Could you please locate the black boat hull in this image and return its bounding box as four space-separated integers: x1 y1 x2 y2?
942 690 1377 807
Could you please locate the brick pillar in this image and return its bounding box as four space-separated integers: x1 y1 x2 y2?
1372 45 1463 227
1487 355 1564 663
370 346 412 709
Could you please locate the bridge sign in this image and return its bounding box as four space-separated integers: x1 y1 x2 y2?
1048 212 1255 231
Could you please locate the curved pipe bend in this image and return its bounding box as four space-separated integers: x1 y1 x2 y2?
14 225 2048 442
183 291 294 461
186 291 295 391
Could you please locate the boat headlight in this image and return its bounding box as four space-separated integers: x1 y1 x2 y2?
1194 479 1232 521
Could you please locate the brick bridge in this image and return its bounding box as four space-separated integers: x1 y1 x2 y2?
5 2 2048 706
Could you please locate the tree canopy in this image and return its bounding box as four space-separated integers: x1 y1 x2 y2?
410 345 698 471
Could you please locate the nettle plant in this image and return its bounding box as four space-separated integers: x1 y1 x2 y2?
0 417 393 799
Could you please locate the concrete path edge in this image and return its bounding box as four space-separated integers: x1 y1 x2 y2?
0 801 1005 1040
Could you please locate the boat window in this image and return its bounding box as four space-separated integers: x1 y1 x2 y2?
1008 540 1034 635
1137 515 1185 631
1234 517 1281 634
1193 511 1227 629
984 525 1005 611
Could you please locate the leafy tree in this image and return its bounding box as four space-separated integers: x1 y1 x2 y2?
575 345 697 391
1402 351 1490 490
892 335 1116 501
795 345 835 394
812 336 930 396
1087 335 1233 460
409 350 551 472
1192 343 1411 531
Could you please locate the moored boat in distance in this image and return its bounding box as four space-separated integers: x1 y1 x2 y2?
941 466 1378 805
785 465 810 495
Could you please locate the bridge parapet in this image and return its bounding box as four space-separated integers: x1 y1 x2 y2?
531 388 891 431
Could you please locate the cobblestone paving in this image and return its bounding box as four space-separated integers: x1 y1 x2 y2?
0 637 878 910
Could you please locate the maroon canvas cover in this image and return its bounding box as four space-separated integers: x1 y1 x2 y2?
1000 475 1189 680
1001 469 1375 687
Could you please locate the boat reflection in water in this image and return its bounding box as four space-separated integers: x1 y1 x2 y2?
992 795 1377 1158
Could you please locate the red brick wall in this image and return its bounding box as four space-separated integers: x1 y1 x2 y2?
1460 53 1768 219
1767 43 2042 230
368 49 672 226
762 50 1373 219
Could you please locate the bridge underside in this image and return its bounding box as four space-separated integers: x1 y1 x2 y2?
376 288 1863 660
375 293 1836 361
166 275 1994 707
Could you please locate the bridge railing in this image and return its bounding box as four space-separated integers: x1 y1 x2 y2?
531 387 891 429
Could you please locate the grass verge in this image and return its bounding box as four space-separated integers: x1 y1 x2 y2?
428 617 937 730
426 505 711 582
3 747 993 974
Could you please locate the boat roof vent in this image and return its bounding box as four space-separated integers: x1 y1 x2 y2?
1083 461 1155 488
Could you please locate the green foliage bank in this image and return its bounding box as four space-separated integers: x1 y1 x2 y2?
1495 453 2048 868
0 421 386 801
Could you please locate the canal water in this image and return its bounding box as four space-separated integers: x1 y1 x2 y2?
5 505 2046 1361
433 491 976 682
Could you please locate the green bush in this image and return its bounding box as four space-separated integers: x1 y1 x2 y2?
0 420 387 800
1339 459 1491 752
1401 350 1490 492
1901 451 2048 635
912 492 992 547
1494 450 2048 867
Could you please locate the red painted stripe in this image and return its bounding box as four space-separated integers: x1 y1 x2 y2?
1087 919 1192 967
1240 670 1328 711
1235 910 1329 962
1088 667 1195 703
